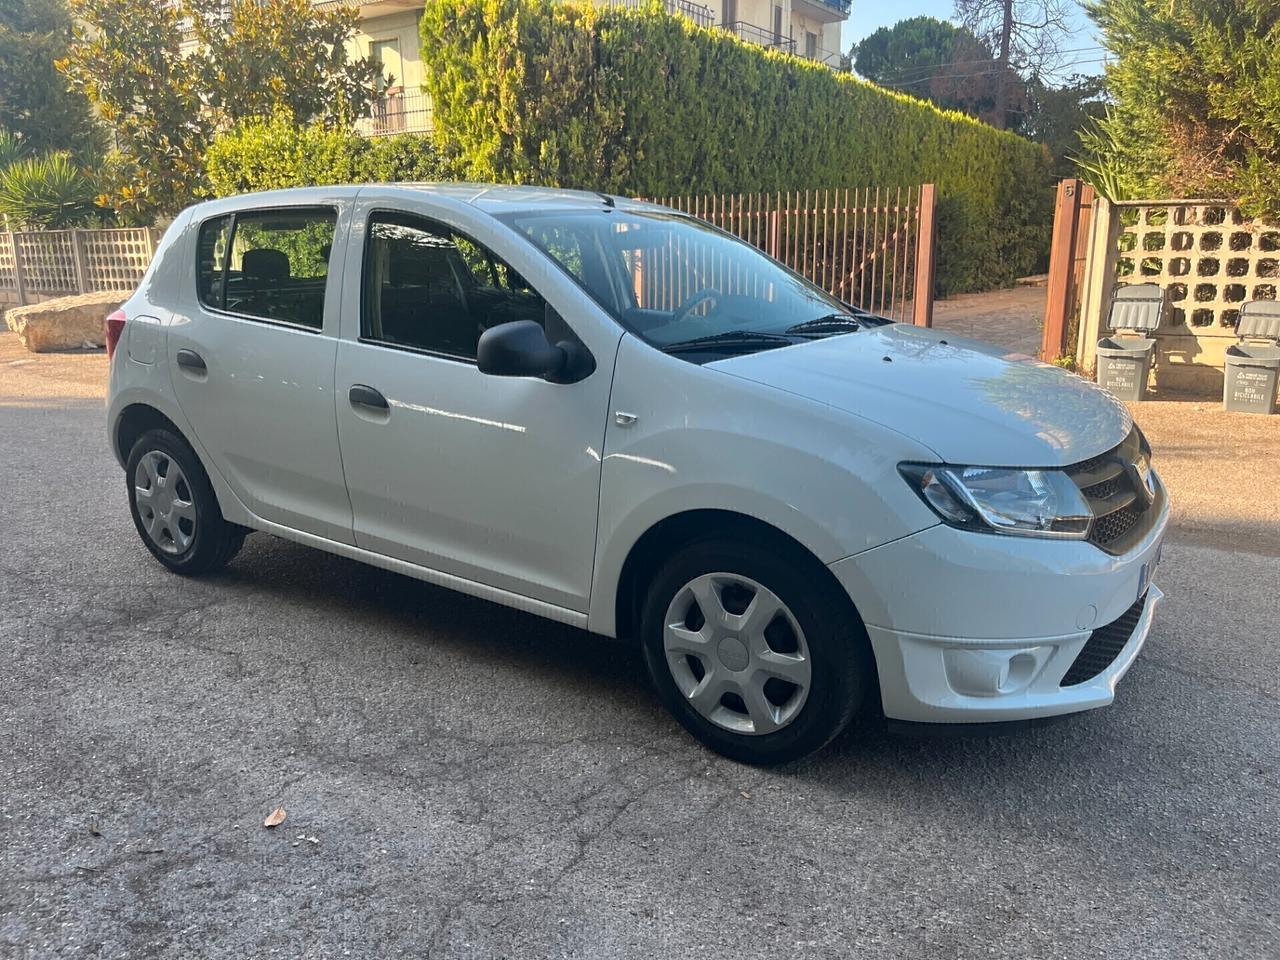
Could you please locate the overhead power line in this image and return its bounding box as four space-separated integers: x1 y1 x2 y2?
864 44 1107 83
887 57 1110 90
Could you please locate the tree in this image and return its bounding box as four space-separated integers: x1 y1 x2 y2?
61 0 208 219
954 0 1074 127
852 17 1027 129
853 17 962 90
189 0 378 127
1020 73 1104 178
61 0 379 219
1080 0 1280 213
0 0 101 156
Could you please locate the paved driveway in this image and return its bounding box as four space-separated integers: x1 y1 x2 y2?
1 334 1277 959
931 284 1047 357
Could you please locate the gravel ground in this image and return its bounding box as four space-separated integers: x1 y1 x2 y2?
1 332 1277 959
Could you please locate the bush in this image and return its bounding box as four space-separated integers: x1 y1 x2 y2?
419 0 1052 294
204 114 454 197
0 151 105 228
1082 0 1280 218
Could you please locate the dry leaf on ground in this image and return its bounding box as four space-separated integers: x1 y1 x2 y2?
263 806 287 828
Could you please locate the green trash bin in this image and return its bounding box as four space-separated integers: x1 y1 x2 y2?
1224 301 1280 414
1097 283 1164 401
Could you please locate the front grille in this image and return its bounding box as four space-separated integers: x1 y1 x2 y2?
1091 502 1144 544
1064 427 1159 554
1061 592 1147 686
1083 474 1122 501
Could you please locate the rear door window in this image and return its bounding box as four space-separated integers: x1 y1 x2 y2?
196 208 337 330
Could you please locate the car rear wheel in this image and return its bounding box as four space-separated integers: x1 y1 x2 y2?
125 428 244 575
639 537 870 765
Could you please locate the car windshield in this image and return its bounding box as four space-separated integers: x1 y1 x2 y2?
498 208 880 357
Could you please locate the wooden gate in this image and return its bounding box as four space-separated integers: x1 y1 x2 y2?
1041 178 1096 362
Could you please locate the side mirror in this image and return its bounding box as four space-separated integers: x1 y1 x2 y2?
478 320 593 383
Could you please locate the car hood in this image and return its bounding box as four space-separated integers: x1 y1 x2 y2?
711 324 1132 467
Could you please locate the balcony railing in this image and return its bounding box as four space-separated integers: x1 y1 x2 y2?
805 45 844 68
600 0 716 28
355 88 433 137
723 20 795 53
812 0 852 13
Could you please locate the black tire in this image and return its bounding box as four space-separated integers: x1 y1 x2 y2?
125 428 245 575
639 536 871 765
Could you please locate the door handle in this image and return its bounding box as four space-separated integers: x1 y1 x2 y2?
175 349 206 373
349 384 389 410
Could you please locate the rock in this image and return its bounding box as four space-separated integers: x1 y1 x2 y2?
4 291 126 353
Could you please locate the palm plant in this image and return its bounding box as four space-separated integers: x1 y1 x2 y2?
0 131 28 170
0 152 102 229
1072 108 1145 202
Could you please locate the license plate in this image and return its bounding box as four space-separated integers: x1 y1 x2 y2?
1137 535 1163 600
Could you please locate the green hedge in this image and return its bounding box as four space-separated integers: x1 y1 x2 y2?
420 0 1052 294
204 114 453 196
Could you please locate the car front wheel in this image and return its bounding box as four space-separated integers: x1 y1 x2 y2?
639 537 871 765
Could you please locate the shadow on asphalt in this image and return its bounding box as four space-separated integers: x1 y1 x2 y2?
206 532 1133 789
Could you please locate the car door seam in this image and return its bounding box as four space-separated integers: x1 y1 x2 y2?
585 331 628 615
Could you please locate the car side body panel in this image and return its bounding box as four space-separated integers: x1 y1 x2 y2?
161 196 357 544
330 188 625 611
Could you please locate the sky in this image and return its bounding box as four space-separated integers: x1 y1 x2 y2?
840 0 1109 78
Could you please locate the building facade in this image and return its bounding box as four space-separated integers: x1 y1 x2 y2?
336 0 851 136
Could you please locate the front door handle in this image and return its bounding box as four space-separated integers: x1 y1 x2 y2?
175 348 206 373
349 384 389 410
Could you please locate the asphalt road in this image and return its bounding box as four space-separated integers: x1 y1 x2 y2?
2 356 1278 958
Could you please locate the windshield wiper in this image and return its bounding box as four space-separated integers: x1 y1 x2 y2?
784 314 862 337
660 330 796 354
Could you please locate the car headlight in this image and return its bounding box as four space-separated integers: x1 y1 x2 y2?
899 463 1093 539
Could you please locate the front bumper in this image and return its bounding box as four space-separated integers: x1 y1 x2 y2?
830 472 1169 724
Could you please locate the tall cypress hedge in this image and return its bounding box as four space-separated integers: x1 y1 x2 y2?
420 0 1052 294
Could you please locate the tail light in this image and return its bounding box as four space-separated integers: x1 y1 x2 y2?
105 309 127 359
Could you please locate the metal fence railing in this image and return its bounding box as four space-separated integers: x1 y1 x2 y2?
355 89 435 138
1 190 939 325
644 187 937 325
0 228 158 306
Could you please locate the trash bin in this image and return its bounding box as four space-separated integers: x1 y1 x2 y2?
1224 300 1280 414
1097 336 1157 401
1097 284 1164 401
1224 343 1280 414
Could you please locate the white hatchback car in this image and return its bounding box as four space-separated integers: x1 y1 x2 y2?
106 185 1169 764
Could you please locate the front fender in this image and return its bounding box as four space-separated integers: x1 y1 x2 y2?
586 335 939 637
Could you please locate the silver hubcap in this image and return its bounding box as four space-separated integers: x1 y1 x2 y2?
663 573 811 736
133 451 196 555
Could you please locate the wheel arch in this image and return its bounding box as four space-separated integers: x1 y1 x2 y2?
113 402 187 466
112 401 251 528
609 508 867 645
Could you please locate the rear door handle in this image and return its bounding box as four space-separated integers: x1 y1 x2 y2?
175 349 206 373
349 384 389 410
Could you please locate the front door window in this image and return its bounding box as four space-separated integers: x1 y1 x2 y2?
361 212 548 360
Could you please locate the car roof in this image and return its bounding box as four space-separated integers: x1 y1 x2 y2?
189 183 670 217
